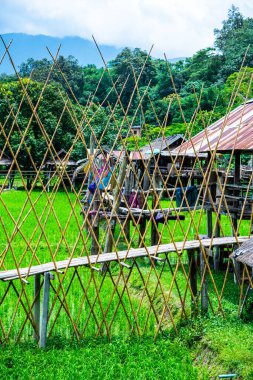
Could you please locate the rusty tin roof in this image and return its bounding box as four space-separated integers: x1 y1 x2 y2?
141 134 184 154
175 100 253 154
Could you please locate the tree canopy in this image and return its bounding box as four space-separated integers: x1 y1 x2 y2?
0 5 253 161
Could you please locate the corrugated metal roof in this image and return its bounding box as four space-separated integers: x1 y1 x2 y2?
141 134 184 154
174 100 253 154
130 151 147 160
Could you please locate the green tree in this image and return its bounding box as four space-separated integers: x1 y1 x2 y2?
19 55 84 100
80 64 111 105
110 47 157 110
0 79 77 188
223 67 253 106
214 6 253 79
185 48 222 85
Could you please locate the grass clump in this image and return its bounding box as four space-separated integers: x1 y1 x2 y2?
176 314 253 379
0 338 199 380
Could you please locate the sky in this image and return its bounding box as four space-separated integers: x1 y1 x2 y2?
0 0 253 58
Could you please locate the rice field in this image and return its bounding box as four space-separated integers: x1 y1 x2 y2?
0 189 247 344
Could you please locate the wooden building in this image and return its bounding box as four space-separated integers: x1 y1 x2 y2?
173 99 253 270
176 99 253 219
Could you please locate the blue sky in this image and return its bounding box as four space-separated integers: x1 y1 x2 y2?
0 0 253 58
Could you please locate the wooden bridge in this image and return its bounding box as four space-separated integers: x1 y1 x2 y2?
1 236 248 347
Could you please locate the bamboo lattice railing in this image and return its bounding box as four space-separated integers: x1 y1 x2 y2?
0 36 253 346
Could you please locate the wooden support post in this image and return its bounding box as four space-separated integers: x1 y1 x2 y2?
90 197 100 255
138 191 146 247
151 192 159 245
234 151 240 184
205 152 215 237
102 154 128 272
123 162 131 241
139 216 146 247
214 214 221 272
200 249 208 314
232 215 240 284
151 172 159 246
206 210 213 238
39 272 51 348
33 274 41 341
188 250 198 316
143 161 150 191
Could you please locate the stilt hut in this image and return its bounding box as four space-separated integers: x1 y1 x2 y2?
176 100 253 218
174 99 253 270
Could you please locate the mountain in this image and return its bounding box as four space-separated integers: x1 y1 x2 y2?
0 33 123 74
0 33 186 75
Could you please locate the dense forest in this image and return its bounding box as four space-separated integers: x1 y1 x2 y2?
1 5 253 168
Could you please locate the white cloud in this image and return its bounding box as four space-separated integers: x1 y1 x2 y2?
1 0 253 58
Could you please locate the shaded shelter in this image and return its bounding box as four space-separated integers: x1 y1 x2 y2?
173 99 253 272
174 99 253 219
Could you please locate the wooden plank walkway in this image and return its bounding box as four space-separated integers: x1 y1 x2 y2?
0 236 249 282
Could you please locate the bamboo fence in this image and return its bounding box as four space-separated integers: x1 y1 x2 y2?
0 36 252 346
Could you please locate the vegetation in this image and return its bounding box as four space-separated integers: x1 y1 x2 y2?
0 338 199 380
1 191 253 378
1 6 253 162
2 5 253 380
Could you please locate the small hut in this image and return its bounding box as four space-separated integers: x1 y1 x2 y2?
140 134 185 172
131 134 185 189
0 151 13 189
44 149 77 191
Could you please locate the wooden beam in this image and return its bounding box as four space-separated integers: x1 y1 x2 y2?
188 249 198 316
33 274 41 341
200 249 208 314
214 214 221 272
39 272 52 348
102 154 128 272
